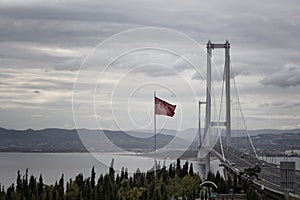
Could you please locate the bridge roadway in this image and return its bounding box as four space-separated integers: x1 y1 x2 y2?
213 146 300 198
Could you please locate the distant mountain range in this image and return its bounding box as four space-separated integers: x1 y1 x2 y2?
246 129 300 136
0 127 191 152
0 127 299 153
0 127 86 152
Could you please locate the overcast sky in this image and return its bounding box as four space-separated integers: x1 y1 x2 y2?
0 0 299 131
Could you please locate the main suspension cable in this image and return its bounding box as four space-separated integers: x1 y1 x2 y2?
231 64 258 157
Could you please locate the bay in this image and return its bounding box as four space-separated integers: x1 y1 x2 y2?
0 153 221 188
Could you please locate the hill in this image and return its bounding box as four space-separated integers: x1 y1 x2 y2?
0 127 299 154
0 127 190 152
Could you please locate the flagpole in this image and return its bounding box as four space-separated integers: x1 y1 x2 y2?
154 90 157 177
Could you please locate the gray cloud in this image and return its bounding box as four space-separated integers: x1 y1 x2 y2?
0 0 300 130
260 63 300 88
111 50 198 77
259 101 300 109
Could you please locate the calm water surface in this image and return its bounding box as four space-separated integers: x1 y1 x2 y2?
0 153 221 188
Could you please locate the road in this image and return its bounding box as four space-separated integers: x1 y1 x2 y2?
214 146 300 196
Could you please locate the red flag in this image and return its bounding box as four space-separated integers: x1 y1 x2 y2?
155 97 176 117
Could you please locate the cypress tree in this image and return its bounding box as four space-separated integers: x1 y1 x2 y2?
29 175 37 196
176 159 181 173
161 183 168 200
91 167 96 189
180 161 189 178
52 184 58 200
120 167 125 181
169 163 175 178
38 174 44 198
46 186 50 200
58 174 64 200
189 163 194 176
16 170 22 192
109 167 115 181
23 169 29 199
75 174 84 191
125 168 128 179
97 174 104 200
116 174 120 186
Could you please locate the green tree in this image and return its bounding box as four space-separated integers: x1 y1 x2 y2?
207 171 216 182
121 167 125 181
118 179 130 199
91 167 96 189
97 174 104 200
58 174 64 200
176 159 181 176
188 163 194 176
52 185 58 200
16 170 22 193
180 161 189 178
66 180 81 200
128 187 146 200
103 174 114 200
29 175 37 197
168 164 175 179
38 174 44 199
125 168 128 179
160 183 168 200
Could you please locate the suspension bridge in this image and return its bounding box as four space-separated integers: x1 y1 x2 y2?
198 41 300 199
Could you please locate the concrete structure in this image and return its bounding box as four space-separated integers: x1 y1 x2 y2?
280 161 296 191
198 41 231 177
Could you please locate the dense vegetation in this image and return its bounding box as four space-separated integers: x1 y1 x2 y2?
0 159 261 200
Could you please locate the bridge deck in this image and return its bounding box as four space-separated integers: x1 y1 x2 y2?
213 146 300 196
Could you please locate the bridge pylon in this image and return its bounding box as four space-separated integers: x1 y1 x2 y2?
198 40 231 178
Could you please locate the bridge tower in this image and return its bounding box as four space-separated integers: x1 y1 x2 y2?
198 40 231 177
